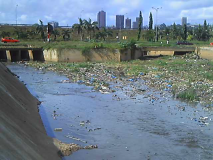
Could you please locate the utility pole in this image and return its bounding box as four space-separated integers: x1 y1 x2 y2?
152 7 162 42
16 4 18 26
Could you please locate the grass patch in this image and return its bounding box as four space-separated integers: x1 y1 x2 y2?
177 88 199 101
204 72 213 81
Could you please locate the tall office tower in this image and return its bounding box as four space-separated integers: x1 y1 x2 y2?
133 22 137 29
116 15 124 29
125 18 131 29
132 16 143 29
182 17 187 26
97 10 106 28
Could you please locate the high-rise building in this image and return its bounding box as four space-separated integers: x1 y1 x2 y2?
116 15 124 29
132 16 143 29
48 21 59 28
182 17 187 26
97 10 106 28
133 22 137 29
125 18 131 29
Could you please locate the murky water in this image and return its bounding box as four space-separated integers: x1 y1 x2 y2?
7 63 213 160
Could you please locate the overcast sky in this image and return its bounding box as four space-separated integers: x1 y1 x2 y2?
0 0 213 26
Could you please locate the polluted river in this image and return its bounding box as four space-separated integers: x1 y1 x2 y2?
7 63 213 160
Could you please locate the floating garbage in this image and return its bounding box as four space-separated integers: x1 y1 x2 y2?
77 80 84 84
111 75 117 79
80 121 85 126
61 80 70 83
128 79 134 82
199 116 208 121
54 128 63 131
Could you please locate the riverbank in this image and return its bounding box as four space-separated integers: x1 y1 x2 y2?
26 53 213 105
0 63 61 160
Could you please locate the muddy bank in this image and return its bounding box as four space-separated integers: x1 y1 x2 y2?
0 63 61 160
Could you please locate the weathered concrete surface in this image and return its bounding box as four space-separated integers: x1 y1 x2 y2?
44 49 120 62
0 46 198 62
147 50 174 56
0 63 61 160
199 47 213 60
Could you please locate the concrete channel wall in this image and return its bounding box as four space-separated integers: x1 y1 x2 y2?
0 46 212 62
198 47 213 60
43 49 121 62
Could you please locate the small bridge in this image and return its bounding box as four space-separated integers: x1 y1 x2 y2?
0 47 44 62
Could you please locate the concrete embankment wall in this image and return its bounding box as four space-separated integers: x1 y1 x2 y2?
1 46 213 62
0 63 61 160
43 48 121 62
198 47 213 61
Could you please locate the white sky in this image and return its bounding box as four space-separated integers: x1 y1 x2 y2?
0 0 213 26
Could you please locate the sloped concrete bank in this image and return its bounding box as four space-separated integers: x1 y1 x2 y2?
0 63 61 160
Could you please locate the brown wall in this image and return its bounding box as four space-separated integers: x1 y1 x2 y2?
199 47 213 61
44 49 121 62
146 51 174 56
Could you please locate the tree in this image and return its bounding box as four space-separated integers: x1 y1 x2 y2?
145 30 155 41
165 27 170 35
172 23 178 40
195 24 202 41
36 20 45 41
96 28 113 41
62 29 71 41
159 23 166 30
137 11 142 41
149 12 153 30
14 28 29 39
202 20 210 41
182 24 187 41
52 29 60 41
72 18 85 41
84 18 99 41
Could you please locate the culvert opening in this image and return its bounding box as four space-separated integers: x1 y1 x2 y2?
21 50 30 61
32 50 44 61
174 51 187 55
0 50 7 61
10 50 21 62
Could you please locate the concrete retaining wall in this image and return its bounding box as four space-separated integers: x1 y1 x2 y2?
198 47 213 60
1 46 209 62
44 49 121 62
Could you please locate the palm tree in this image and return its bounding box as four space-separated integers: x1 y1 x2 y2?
96 28 113 41
72 18 85 41
84 18 99 41
36 20 45 41
52 29 60 41
62 29 71 41
103 28 113 38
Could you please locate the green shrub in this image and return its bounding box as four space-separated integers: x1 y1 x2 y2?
120 39 136 49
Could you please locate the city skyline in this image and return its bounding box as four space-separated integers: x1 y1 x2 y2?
0 0 213 26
